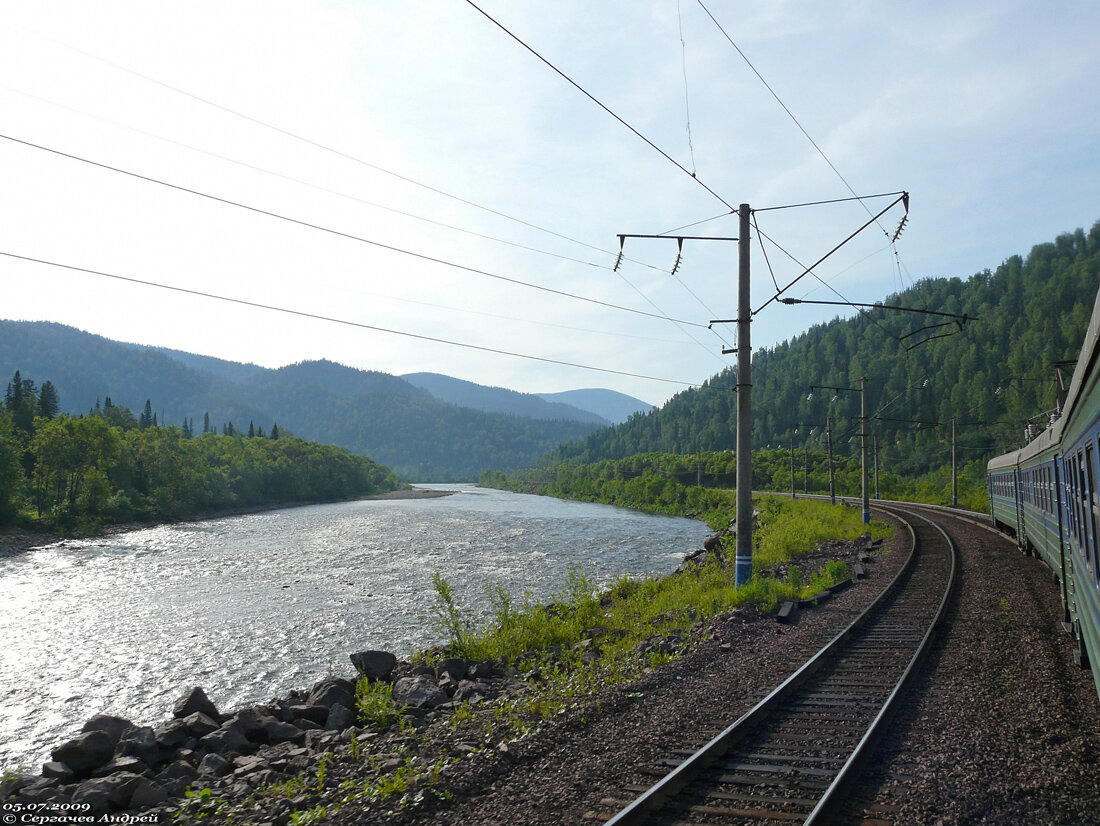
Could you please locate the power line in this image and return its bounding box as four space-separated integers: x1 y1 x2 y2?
0 249 702 388
695 0 893 239
21 29 728 361
463 0 736 211
0 131 708 329
676 0 698 176
28 30 672 275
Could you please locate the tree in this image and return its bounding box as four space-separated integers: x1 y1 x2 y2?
270 423 280 440
203 412 211 434
38 381 60 420
140 400 154 430
248 420 255 438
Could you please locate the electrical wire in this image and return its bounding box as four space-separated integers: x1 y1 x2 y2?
0 249 702 388
0 81 622 272
676 0 698 176
0 131 709 329
463 0 736 211
28 30 673 275
753 195 906 315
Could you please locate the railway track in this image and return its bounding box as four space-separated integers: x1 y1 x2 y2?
594 505 957 825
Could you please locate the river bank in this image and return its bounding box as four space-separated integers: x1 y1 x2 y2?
0 487 453 557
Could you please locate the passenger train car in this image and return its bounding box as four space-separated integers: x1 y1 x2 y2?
988 285 1100 701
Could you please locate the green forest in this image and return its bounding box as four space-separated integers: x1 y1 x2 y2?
545 223 1100 482
0 371 404 531
481 446 988 516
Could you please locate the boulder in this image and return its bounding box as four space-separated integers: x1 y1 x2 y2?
453 680 495 704
116 725 161 767
349 650 397 681
199 725 252 756
197 752 232 777
436 658 468 680
325 702 356 732
263 719 304 745
223 707 272 740
40 761 75 782
287 704 328 726
81 714 135 745
468 660 496 679
91 756 149 778
156 760 198 785
173 686 220 721
70 778 114 813
392 675 447 709
154 719 190 748
307 680 355 711
181 711 220 738
51 730 114 776
128 778 168 809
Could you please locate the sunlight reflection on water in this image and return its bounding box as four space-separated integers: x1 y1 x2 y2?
0 485 705 771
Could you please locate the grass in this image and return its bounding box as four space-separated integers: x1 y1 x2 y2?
425 493 891 677
181 491 893 826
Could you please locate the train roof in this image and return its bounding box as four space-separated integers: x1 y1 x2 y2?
987 283 1100 474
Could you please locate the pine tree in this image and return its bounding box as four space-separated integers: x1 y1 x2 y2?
38 381 59 420
270 422 280 440
248 421 255 438
140 400 154 429
203 412 211 434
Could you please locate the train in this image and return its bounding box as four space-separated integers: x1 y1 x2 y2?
988 284 1100 702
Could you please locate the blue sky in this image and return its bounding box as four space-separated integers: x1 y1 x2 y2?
1 1 1097 405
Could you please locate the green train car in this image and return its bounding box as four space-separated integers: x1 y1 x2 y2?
988 284 1100 700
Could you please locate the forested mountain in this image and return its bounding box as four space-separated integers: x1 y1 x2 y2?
0 328 602 480
536 388 654 424
402 372 611 425
546 222 1100 478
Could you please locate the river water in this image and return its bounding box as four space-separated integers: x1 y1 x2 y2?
0 486 707 771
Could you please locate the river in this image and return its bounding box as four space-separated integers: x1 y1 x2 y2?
0 485 707 772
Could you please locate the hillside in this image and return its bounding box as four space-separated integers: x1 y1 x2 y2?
545 222 1100 477
536 388 654 424
0 328 601 480
402 372 611 425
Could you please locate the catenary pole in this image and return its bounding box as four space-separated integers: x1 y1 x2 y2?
861 376 870 524
952 415 958 506
735 203 753 587
827 416 836 505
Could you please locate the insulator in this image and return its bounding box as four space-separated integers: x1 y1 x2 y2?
613 251 624 272
891 214 909 243
671 253 682 275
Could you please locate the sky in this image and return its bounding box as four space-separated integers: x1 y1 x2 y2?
1 1 1097 407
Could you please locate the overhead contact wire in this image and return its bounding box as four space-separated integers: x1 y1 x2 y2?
463 0 736 211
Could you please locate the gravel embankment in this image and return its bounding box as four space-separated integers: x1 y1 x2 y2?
335 527 911 826
845 510 1100 825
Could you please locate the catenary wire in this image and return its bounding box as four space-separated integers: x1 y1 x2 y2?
0 131 709 329
463 0 736 212
0 250 702 388
696 0 894 238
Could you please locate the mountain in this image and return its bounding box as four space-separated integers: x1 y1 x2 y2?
402 372 611 425
544 222 1100 478
0 327 601 481
536 388 653 424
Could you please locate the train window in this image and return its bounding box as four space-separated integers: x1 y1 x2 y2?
1087 444 1099 582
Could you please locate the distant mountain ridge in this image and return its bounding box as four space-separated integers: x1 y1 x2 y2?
401 372 612 425
0 322 619 480
536 388 653 424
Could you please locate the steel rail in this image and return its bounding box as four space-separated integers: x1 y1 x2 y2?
803 504 958 824
604 509 923 826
